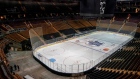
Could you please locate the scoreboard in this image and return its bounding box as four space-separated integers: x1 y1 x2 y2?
80 0 117 17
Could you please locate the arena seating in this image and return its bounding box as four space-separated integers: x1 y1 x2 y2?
51 20 72 30
88 20 97 27
86 69 140 79
1 0 139 79
66 20 96 32
8 22 26 29
78 19 92 27
0 16 140 79
76 19 92 32
50 20 76 35
86 38 140 79
0 39 22 79
67 20 86 29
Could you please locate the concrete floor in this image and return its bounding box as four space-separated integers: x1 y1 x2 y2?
7 51 86 79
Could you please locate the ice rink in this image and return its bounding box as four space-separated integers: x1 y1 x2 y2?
34 31 133 73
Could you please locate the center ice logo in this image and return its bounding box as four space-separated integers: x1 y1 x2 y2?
88 41 103 46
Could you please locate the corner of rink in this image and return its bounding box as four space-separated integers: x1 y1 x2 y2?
32 31 133 76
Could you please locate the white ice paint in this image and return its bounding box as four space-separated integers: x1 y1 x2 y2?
34 31 133 73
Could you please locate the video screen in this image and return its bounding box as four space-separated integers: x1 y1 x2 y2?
80 0 117 17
